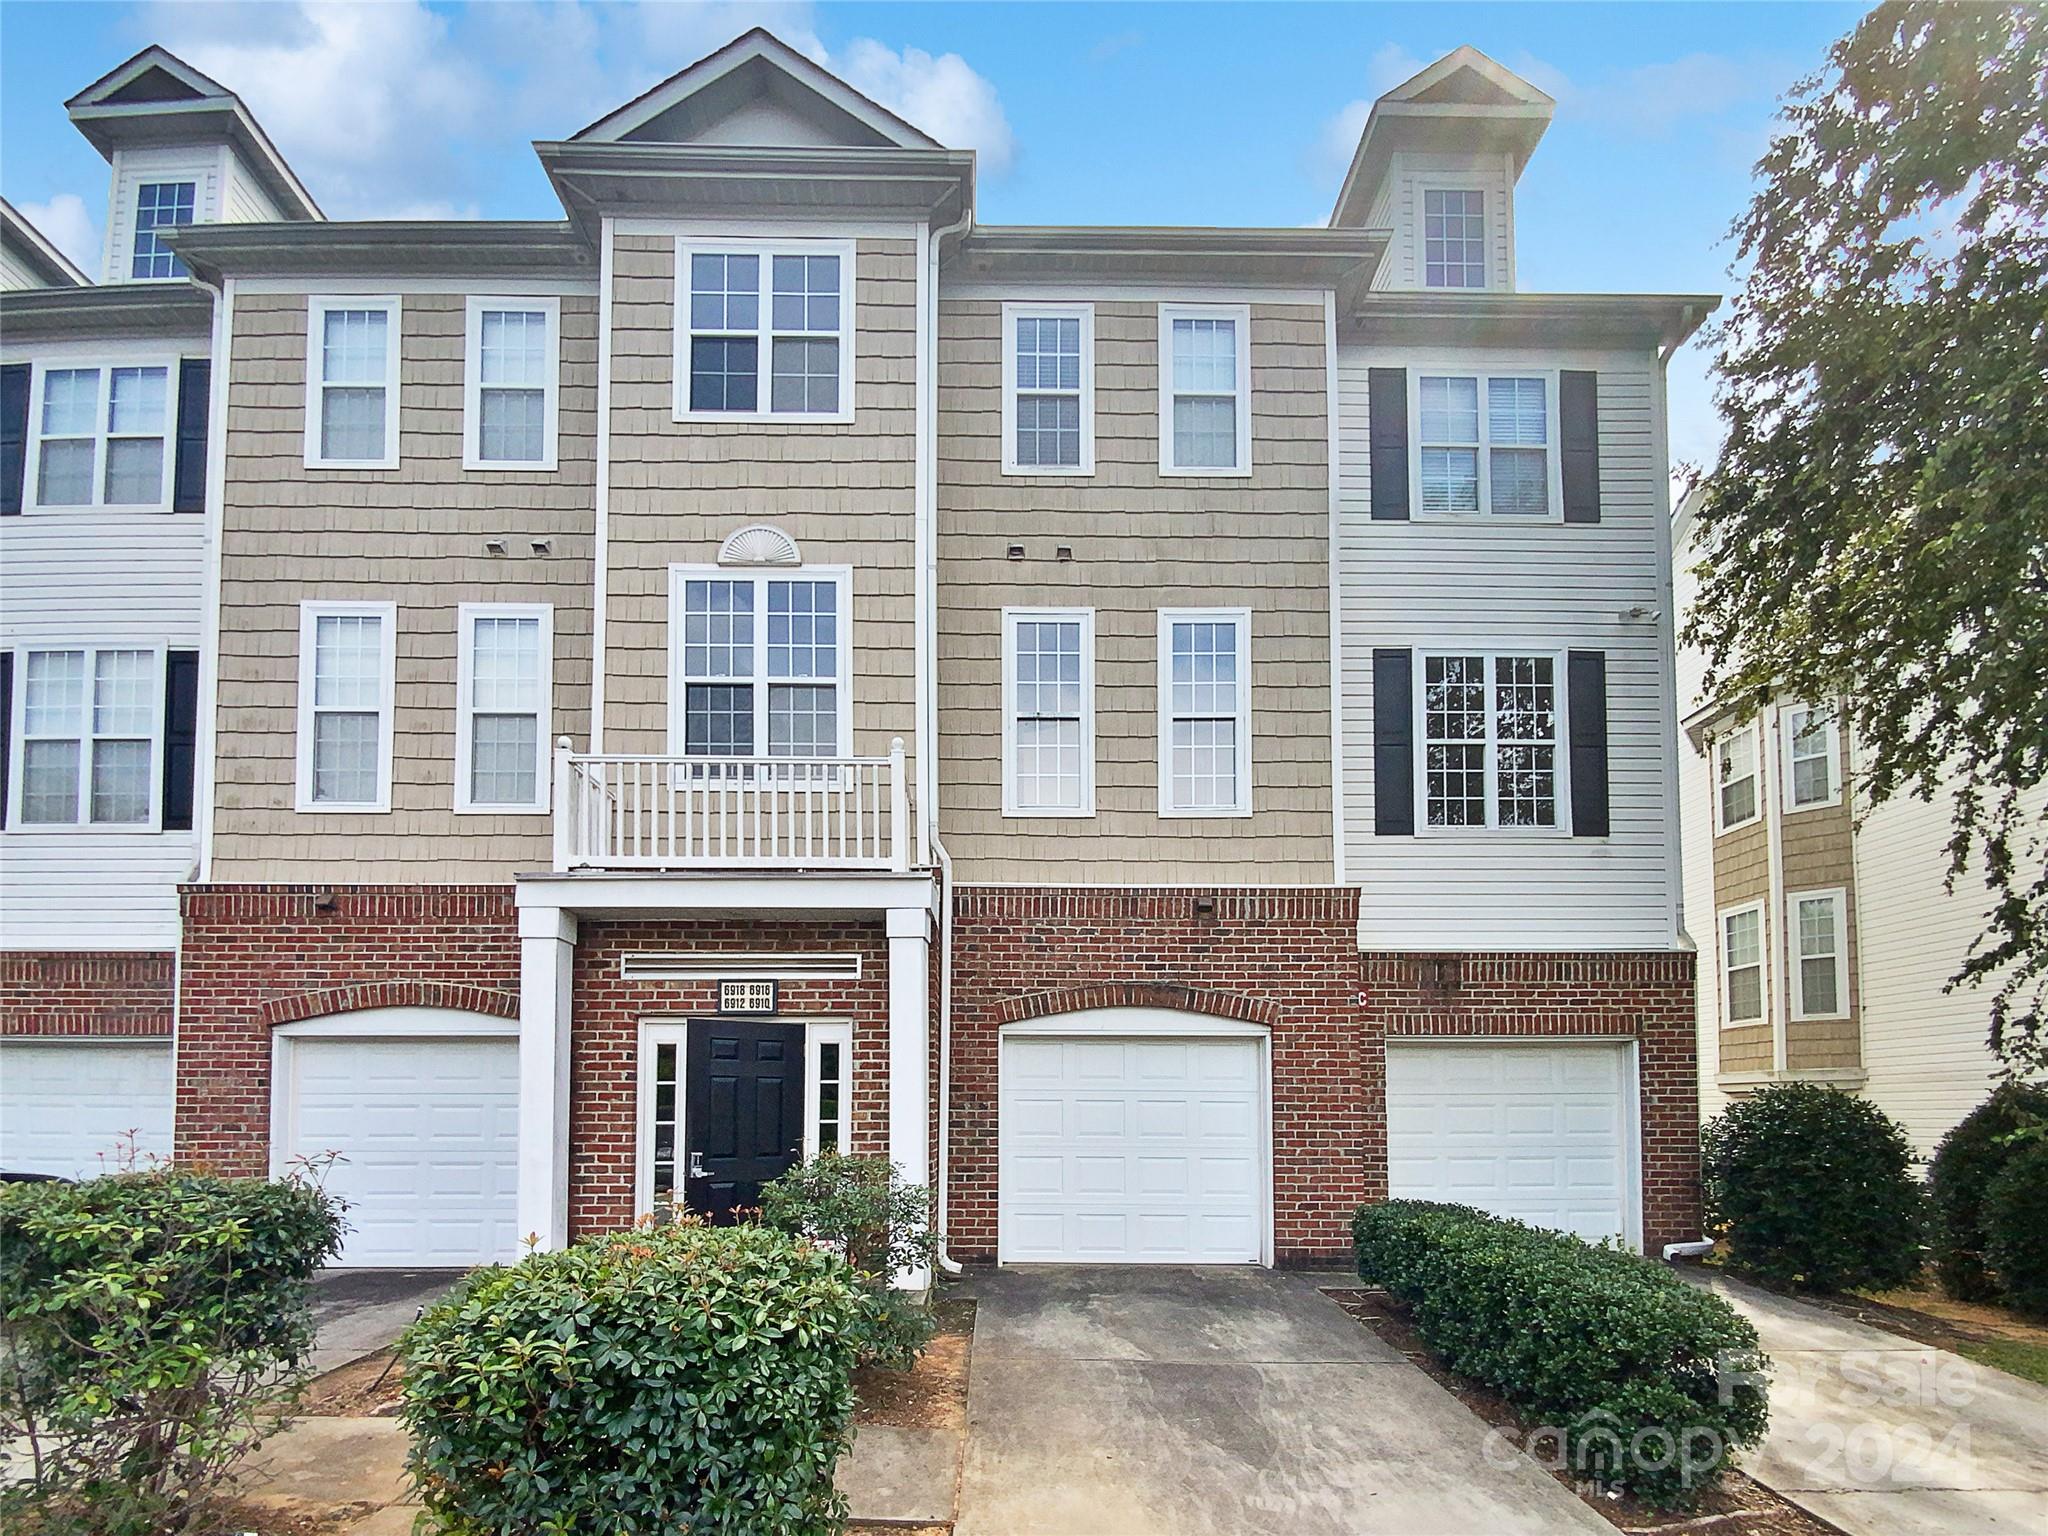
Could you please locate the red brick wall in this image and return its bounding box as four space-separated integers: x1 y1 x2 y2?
568 916 892 1236
947 888 1367 1266
2 952 175 1037
175 886 518 1171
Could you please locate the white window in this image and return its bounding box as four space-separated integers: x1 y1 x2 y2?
1417 651 1565 832
305 297 401 469
1783 704 1840 809
1422 187 1486 289
1001 303 1093 474
1158 303 1251 476
1790 890 1848 1021
463 298 559 470
668 569 851 759
805 1020 853 1159
1412 370 1557 519
10 647 161 828
1002 609 1095 816
1158 609 1251 817
132 181 196 281
456 604 552 813
1715 723 1761 832
1720 904 1767 1027
28 362 174 511
675 241 854 422
295 602 396 813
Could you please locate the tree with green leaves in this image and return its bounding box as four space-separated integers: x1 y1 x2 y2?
1687 2 2047 1072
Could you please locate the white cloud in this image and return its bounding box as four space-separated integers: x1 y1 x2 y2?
1088 29 1143 66
835 38 1015 176
17 193 99 276
1312 44 1427 181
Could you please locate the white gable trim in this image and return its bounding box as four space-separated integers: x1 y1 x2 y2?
1376 45 1555 109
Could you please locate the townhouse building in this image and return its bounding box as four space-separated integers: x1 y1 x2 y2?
3 32 1712 1276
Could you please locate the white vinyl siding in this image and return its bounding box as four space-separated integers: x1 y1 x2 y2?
666 568 853 759
1715 723 1761 832
294 602 396 813
1001 303 1094 474
1789 889 1848 1021
1158 304 1251 476
674 240 855 423
1338 344 1675 950
464 297 560 470
27 361 175 512
1783 704 1839 809
1001 608 1095 817
1157 609 1251 817
455 604 552 813
305 297 401 469
1720 903 1767 1027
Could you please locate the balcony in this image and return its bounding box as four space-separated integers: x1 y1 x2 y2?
550 737 911 873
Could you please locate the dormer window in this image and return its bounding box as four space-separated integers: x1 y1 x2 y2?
132 182 195 280
1423 188 1485 289
675 240 854 423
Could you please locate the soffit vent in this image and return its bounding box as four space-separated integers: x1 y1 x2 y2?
620 951 861 982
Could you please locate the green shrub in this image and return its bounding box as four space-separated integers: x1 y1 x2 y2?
759 1151 937 1369
1701 1083 1925 1292
1928 1083 2048 1301
1355 1201 1768 1509
0 1169 345 1536
400 1222 875 1536
1983 1138 2048 1318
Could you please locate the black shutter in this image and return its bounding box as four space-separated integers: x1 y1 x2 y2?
1 362 29 516
0 651 12 828
1373 647 1415 835
1561 370 1601 524
1567 649 1609 837
173 360 211 513
161 649 200 831
1367 368 1409 521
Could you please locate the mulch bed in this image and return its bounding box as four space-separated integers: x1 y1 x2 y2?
852 1296 975 1431
300 1349 406 1418
1322 1288 1845 1536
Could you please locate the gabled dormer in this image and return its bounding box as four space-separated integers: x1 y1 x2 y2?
1328 45 1552 293
65 45 319 286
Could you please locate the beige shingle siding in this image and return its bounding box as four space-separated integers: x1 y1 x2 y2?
936 297 1334 884
602 234 919 773
210 290 599 880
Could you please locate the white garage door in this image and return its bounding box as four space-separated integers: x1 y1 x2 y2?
1386 1041 1633 1245
1000 1022 1265 1264
280 1026 518 1268
0 1040 174 1178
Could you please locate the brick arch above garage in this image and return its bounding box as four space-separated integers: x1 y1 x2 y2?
995 981 1280 1028
261 981 519 1027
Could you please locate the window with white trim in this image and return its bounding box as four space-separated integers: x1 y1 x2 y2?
1002 609 1094 816
132 181 196 281
1784 704 1839 809
1002 303 1093 473
1418 651 1562 830
306 297 400 469
464 298 559 469
806 1020 852 1159
296 603 395 812
670 570 849 758
1720 904 1766 1027
1158 610 1251 816
1716 724 1761 832
11 647 160 827
1414 371 1555 518
1159 304 1251 475
676 242 852 420
1422 187 1485 289
30 363 173 510
1790 891 1848 1020
456 605 551 812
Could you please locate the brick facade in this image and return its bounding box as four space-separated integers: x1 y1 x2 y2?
1 952 176 1037
174 886 518 1170
945 888 1699 1265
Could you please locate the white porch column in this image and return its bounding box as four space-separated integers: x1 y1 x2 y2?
886 904 932 1289
517 904 577 1254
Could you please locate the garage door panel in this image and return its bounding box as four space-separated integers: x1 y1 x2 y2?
0 1041 174 1180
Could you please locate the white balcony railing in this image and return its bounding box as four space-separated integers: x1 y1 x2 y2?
551 737 910 872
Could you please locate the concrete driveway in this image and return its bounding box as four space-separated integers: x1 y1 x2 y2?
954 1267 1610 1536
308 1268 465 1374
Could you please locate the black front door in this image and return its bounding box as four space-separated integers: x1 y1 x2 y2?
684 1019 804 1222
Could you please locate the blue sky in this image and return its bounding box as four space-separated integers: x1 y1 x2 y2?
2 1 1868 468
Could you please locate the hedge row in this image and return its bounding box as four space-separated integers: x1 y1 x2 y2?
1355 1201 1769 1508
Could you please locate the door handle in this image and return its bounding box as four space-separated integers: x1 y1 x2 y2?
688 1151 707 1179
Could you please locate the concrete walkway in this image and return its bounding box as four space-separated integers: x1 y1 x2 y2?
953 1266 1610 1536
1684 1271 2048 1536
308 1268 464 1374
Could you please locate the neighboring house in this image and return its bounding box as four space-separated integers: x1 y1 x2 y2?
1673 484 2032 1152
0 48 319 1176
1 32 1714 1275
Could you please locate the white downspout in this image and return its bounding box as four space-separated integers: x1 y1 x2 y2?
1764 707 1788 1075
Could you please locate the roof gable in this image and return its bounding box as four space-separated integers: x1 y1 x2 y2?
66 45 231 112
574 27 940 150
1377 45 1554 109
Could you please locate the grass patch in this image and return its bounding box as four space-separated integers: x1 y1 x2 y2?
1952 1336 2048 1389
